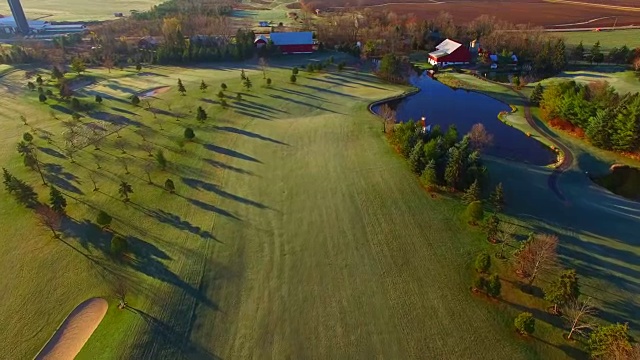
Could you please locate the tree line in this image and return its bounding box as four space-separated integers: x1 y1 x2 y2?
538 80 640 153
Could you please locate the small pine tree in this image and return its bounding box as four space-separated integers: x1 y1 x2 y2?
306 63 314 73
221 83 227 91
196 106 207 122
136 63 142 72
95 94 103 104
290 74 297 83
23 132 33 142
485 213 500 242
36 75 43 85
51 66 63 80
217 90 224 100
338 62 346 71
473 276 487 292
27 82 35 91
220 99 228 108
515 312 535 336
236 92 242 101
131 95 141 106
164 179 175 193
2 168 16 193
490 182 505 212
155 149 167 170
70 57 86 74
49 185 67 214
200 80 208 92
266 78 272 86
177 78 186 95
408 140 425 174
111 235 128 257
530 83 544 105
544 269 580 314
466 201 484 225
39 93 47 103
475 253 491 273
420 160 438 189
244 77 252 90
486 274 502 297
292 67 299 75
462 179 481 204
184 127 195 140
96 210 112 228
71 97 81 109
240 69 246 80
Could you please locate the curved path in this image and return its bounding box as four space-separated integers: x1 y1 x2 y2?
470 73 575 202
35 298 108 360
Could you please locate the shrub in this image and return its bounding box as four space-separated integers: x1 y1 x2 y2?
46 89 53 96
290 74 297 83
71 97 81 109
292 67 299 75
155 149 167 170
110 235 128 257
221 83 227 91
514 312 535 336
475 253 491 273
96 210 112 228
164 179 175 193
39 93 47 103
306 63 314 72
95 94 103 103
466 201 484 225
486 274 501 297
266 78 272 86
184 127 195 140
473 276 487 291
131 95 141 106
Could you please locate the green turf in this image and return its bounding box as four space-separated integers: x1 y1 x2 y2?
0 0 162 21
0 57 550 359
551 29 640 51
535 69 639 95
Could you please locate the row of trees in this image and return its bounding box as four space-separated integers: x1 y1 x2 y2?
571 41 640 65
540 80 640 152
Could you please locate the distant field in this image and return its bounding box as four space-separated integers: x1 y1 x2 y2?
552 29 640 50
310 0 640 28
0 0 162 21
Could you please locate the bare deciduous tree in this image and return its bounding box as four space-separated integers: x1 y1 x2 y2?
89 171 99 191
563 297 597 340
36 204 62 238
140 142 154 157
142 161 154 184
259 57 268 79
468 123 494 151
114 138 128 154
379 104 397 133
514 233 558 286
496 221 517 259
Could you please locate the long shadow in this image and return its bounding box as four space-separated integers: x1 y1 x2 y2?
239 98 289 114
214 126 288 145
43 163 84 194
235 100 283 115
203 158 256 176
233 109 272 120
185 197 242 221
38 146 65 159
142 208 217 240
268 94 342 114
203 144 262 163
307 76 356 88
89 111 143 127
271 87 333 103
49 104 74 115
182 177 269 210
110 106 138 116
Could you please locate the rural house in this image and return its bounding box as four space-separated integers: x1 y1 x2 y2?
427 39 471 67
268 32 315 54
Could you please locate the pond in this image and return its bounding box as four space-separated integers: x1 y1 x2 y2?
373 73 556 166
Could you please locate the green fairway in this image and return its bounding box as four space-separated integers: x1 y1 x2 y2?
538 69 639 95
0 0 162 21
551 29 640 51
0 59 547 359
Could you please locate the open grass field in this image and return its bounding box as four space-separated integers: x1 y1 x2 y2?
551 29 640 50
309 0 640 28
0 0 162 21
0 57 556 359
538 68 640 95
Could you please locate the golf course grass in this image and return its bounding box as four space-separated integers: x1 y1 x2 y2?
551 29 640 51
1 57 543 359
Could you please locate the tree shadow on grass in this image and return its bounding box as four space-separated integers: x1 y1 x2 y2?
110 106 139 117
43 163 84 194
49 104 74 115
185 198 242 221
203 158 256 176
181 177 270 210
271 86 335 103
203 144 262 163
89 111 143 127
38 146 65 159
307 76 357 88
268 93 343 114
214 126 288 145
133 206 218 240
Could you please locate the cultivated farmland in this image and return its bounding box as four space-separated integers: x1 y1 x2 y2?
0 0 162 21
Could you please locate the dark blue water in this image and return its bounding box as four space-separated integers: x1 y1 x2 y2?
373 74 556 166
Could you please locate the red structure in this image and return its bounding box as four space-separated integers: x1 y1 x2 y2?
427 39 471 67
263 32 315 54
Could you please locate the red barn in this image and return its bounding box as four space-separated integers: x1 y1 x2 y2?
269 32 314 54
427 39 471 67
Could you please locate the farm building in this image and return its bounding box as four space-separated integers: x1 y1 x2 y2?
269 32 315 54
254 34 268 48
427 39 471 67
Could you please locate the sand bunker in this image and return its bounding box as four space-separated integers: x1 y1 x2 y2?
139 86 170 99
35 298 108 360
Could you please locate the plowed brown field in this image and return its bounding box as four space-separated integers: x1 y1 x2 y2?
309 0 640 28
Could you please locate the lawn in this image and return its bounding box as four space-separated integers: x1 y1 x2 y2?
0 0 162 21
436 72 640 347
551 29 640 51
0 58 550 359
537 68 639 95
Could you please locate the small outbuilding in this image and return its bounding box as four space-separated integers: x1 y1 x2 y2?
254 34 268 48
428 39 471 67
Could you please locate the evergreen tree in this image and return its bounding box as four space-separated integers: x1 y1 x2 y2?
290 74 297 83
236 93 242 101
292 67 299 75
49 185 67 214
184 127 195 140
486 274 502 297
155 149 167 170
420 160 438 188
466 201 484 225
200 80 208 92
196 106 207 122
545 269 580 314
515 312 535 336
462 179 481 204
95 94 103 104
221 83 227 91
485 213 500 243
2 168 16 193
217 90 224 100
408 140 425 174
96 210 112 228
571 41 584 62
131 95 141 106
71 57 86 74
611 96 640 151
36 75 43 86
490 182 505 212
475 253 491 273
240 69 246 80
586 109 612 149
243 77 252 90
164 179 176 193
39 93 47 103
530 83 544 105
177 78 186 95
590 41 603 64
51 66 63 80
